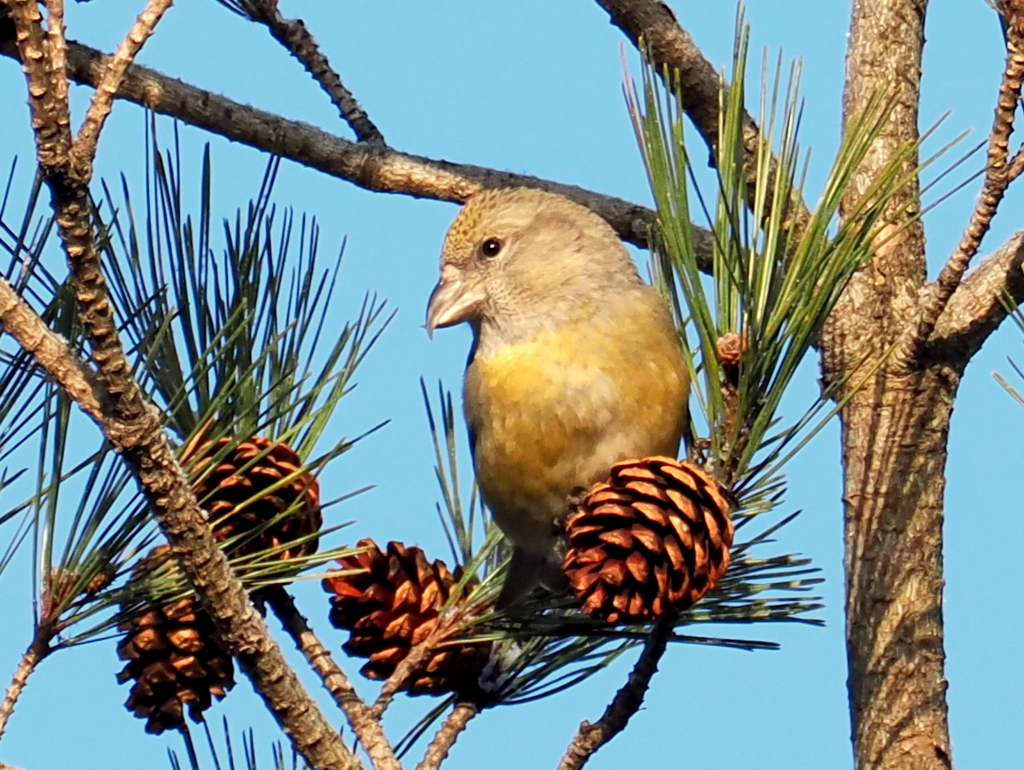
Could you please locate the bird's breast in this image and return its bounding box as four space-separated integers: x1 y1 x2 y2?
464 298 688 553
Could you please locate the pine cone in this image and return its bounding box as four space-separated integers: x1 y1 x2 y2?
41 565 113 619
323 539 489 696
717 332 747 368
563 457 734 624
116 547 234 734
188 435 322 561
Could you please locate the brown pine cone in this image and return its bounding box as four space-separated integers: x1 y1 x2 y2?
562 457 734 624
717 332 747 368
40 565 113 619
323 539 489 696
116 547 234 734
187 435 321 561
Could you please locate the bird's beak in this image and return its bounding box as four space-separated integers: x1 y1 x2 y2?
425 272 486 338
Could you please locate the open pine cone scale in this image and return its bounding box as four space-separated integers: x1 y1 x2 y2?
563 456 734 624
323 539 491 697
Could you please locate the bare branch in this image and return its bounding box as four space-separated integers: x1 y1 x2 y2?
0 29 715 263
928 231 1024 363
369 638 438 720
0 628 51 741
265 587 398 770
5 0 72 168
895 3 1024 370
415 702 478 770
71 0 174 175
0 275 104 421
241 0 384 145
41 0 68 106
555 619 673 770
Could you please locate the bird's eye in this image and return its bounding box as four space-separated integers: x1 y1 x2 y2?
480 238 503 258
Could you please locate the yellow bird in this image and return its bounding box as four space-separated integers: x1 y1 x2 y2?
426 188 689 606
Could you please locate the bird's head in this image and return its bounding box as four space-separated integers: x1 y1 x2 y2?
425 188 641 342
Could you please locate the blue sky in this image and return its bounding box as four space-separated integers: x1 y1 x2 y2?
1 1 1022 768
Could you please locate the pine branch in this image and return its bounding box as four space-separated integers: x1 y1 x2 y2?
0 628 51 741
415 703 478 770
555 618 673 770
221 0 385 145
0 22 715 266
894 0 1024 370
0 232 362 770
265 587 400 770
2 6 362 769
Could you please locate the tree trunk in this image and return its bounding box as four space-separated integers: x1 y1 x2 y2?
837 369 956 770
826 1 956 768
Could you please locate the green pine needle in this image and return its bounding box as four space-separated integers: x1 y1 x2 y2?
0 127 387 648
629 18 919 502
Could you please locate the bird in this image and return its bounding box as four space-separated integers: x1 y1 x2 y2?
425 187 690 607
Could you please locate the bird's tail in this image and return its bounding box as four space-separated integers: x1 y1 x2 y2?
497 546 569 608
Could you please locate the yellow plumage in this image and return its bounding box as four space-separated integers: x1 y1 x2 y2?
466 293 687 552
426 188 689 605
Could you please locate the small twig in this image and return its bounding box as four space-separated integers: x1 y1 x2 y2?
264 587 401 770
244 0 384 145
70 0 174 176
369 635 438 720
41 0 68 105
895 2 1024 369
415 702 478 770
556 617 674 770
1008 141 1024 181
0 628 53 742
369 605 476 720
0 274 105 421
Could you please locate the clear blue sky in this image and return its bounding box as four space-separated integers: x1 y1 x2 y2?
1 1 1022 768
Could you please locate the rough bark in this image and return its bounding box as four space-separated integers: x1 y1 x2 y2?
0 630 51 741
822 1 955 768
266 588 400 770
831 367 956 770
416 703 478 770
